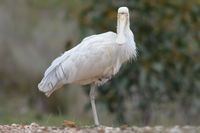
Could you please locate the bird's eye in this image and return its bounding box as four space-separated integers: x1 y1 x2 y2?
119 12 128 16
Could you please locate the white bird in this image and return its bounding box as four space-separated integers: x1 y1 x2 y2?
38 7 136 126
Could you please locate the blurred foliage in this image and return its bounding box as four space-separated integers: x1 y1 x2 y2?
0 0 200 126
65 0 200 125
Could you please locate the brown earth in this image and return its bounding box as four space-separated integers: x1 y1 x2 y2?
0 123 200 133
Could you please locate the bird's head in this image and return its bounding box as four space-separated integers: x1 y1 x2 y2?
116 7 130 45
118 7 129 15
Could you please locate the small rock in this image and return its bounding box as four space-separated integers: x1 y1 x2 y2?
30 122 39 127
120 125 129 130
11 124 17 127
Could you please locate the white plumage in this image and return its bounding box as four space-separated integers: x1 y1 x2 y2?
38 7 136 125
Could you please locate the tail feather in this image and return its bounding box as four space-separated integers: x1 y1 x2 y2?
38 64 68 97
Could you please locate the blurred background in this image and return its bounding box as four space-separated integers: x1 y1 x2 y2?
0 0 200 126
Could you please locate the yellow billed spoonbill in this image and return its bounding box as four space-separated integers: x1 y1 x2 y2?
38 7 136 126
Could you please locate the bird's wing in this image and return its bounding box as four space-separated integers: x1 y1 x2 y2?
44 31 115 77
44 47 76 77
62 43 116 84
38 31 117 96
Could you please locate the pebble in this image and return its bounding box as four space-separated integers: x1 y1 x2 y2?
0 123 200 133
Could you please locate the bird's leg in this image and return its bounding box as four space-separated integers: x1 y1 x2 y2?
90 84 99 126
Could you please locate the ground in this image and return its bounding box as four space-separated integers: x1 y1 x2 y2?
0 122 200 133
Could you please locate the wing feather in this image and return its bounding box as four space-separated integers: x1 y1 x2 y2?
38 31 117 96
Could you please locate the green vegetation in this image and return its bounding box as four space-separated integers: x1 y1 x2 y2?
0 112 91 126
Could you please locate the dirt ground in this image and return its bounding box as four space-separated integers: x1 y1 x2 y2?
0 122 200 133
